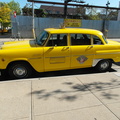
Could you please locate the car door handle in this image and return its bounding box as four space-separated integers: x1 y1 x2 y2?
49 47 54 49
88 46 94 49
64 47 69 49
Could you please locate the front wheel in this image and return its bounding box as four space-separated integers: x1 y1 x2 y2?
95 60 112 72
8 62 32 79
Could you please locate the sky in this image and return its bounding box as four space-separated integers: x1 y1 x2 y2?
1 0 120 8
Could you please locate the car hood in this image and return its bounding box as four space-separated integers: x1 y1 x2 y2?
107 39 120 45
0 40 38 49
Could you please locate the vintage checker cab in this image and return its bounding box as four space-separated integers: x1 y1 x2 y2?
0 28 120 79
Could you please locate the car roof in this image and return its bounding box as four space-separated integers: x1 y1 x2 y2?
45 28 103 35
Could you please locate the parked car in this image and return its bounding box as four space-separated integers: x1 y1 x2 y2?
0 28 120 79
0 28 8 33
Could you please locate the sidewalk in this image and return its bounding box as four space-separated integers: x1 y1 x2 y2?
0 72 120 120
109 38 120 42
0 33 33 43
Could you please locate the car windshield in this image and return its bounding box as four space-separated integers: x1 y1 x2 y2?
102 35 108 44
36 31 49 46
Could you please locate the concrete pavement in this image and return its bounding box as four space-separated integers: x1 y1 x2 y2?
0 71 120 120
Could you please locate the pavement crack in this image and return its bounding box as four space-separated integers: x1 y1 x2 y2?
30 80 34 120
76 76 120 120
34 104 102 117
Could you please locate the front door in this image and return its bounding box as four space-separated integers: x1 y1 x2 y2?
44 34 70 71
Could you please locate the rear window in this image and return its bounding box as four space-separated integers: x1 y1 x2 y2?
71 34 91 45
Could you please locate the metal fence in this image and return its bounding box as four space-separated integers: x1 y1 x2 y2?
11 15 120 38
11 16 33 38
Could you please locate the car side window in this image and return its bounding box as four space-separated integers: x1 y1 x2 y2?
71 34 91 45
46 34 67 46
93 35 103 45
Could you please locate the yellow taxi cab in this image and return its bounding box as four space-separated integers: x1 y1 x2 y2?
0 28 120 79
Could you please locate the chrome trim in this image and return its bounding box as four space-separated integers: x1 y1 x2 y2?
50 62 65 64
28 57 41 60
45 56 69 58
95 52 120 55
72 52 120 57
73 54 94 57
92 59 103 67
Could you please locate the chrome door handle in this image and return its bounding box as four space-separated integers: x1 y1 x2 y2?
64 47 69 49
49 47 54 49
89 46 94 48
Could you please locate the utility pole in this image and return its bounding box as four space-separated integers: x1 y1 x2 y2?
32 2 35 39
106 0 110 19
64 0 72 18
102 1 110 38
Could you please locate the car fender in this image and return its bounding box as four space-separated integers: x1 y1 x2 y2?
92 59 103 67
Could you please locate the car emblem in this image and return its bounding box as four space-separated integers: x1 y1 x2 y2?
77 55 88 64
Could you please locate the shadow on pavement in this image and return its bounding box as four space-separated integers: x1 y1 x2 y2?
114 62 120 66
29 72 120 102
1 66 119 101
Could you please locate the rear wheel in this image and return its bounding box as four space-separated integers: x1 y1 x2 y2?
95 59 112 72
8 62 32 79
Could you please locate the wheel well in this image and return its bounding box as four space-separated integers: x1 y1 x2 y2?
7 60 32 69
97 59 113 65
6 60 34 79
104 59 113 63
108 59 114 63
95 59 113 72
93 59 113 67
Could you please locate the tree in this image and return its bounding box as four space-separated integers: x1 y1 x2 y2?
0 2 6 7
8 0 21 15
85 8 101 20
0 0 21 33
22 6 47 17
0 4 11 30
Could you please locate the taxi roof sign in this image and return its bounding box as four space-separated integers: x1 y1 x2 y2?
64 19 82 27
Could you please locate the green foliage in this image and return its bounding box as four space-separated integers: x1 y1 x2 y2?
8 0 21 15
88 15 101 20
22 7 32 16
22 7 47 17
0 0 21 29
0 2 6 7
0 4 11 23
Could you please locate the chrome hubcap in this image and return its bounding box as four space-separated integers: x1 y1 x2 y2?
14 67 26 76
101 62 109 70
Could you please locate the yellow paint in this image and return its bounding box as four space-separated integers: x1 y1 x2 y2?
0 28 120 73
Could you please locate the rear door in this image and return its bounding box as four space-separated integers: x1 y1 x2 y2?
70 33 94 68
